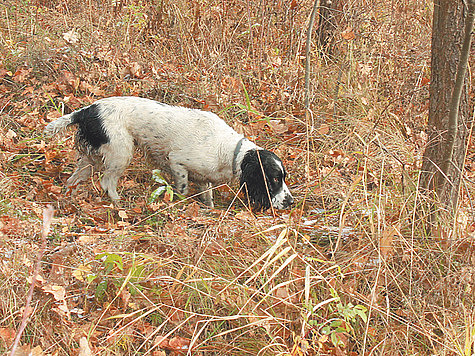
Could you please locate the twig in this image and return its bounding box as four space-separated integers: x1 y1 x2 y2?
9 205 54 356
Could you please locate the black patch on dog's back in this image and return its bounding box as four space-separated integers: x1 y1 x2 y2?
71 104 109 151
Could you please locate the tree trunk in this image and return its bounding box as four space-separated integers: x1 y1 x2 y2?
317 0 342 54
420 0 473 218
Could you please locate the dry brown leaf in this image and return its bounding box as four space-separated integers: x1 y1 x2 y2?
43 284 66 301
274 286 290 299
341 26 355 40
318 123 330 135
79 81 105 96
72 265 92 281
120 288 131 308
0 327 16 347
31 345 44 356
267 120 288 134
121 62 143 78
11 345 43 356
168 336 191 351
43 284 71 319
184 201 200 219
12 68 32 83
235 211 255 222
63 29 80 44
154 335 170 348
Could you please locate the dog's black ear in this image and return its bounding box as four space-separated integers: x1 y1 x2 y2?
240 150 271 210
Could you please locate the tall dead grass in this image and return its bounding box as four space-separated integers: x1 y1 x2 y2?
0 0 474 354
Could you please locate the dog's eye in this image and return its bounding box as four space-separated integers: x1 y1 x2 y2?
273 177 279 183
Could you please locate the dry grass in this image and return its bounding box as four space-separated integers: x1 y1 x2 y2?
0 0 474 355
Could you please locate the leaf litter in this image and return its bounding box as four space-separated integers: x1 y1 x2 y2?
0 0 474 354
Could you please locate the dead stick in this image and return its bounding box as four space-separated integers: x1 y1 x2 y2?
9 205 54 355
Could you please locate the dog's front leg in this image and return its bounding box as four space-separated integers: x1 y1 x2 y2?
197 182 214 208
169 161 189 196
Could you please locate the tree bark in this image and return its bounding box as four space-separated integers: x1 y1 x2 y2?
420 0 473 218
317 0 342 54
304 0 321 113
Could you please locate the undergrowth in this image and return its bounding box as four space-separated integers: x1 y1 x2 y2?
0 0 474 355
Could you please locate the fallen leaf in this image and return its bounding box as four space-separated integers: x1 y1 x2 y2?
43 284 66 301
72 265 92 281
0 327 16 347
30 345 44 356
13 68 32 83
11 345 31 356
235 211 255 222
184 201 199 219
121 62 143 79
6 129 17 139
274 286 290 299
168 336 191 351
341 26 355 40
63 29 80 44
154 335 170 349
318 123 330 135
27 274 45 284
11 345 43 356
46 110 63 121
77 235 95 244
79 81 105 96
267 120 288 134
43 284 71 319
420 77 430 86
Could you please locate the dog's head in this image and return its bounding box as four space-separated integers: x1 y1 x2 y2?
240 149 294 210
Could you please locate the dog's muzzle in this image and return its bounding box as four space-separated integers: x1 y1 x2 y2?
272 183 294 209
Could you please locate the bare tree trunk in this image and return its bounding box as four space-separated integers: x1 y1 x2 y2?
304 0 321 115
439 0 475 182
317 0 342 54
420 0 474 222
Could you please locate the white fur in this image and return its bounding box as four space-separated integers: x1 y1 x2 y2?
269 157 292 209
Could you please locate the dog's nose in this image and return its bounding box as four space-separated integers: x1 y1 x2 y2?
284 194 294 207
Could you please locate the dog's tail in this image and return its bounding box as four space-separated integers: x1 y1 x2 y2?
43 112 76 138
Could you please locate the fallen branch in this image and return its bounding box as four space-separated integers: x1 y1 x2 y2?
9 205 54 356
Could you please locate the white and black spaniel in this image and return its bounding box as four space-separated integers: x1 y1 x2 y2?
44 96 294 210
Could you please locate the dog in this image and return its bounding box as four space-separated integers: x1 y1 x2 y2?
44 96 294 210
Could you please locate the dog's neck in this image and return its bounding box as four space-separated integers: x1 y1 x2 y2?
232 137 246 175
232 138 259 177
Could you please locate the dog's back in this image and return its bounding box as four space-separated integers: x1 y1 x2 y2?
44 96 243 202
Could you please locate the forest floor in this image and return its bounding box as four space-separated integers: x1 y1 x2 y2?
0 0 474 355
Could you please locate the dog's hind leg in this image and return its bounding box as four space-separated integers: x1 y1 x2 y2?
99 140 134 202
67 155 94 188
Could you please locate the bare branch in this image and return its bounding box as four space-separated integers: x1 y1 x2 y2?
9 205 54 356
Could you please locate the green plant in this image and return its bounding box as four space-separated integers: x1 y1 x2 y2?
307 289 368 348
93 252 151 300
150 169 177 203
